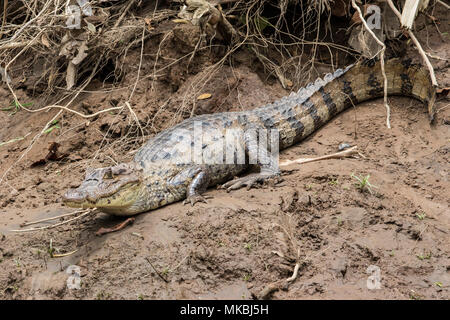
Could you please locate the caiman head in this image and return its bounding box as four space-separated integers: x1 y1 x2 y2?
62 162 147 216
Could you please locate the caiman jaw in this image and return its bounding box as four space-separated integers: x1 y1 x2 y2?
62 163 145 215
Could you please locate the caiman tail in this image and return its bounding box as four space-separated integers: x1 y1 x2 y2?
254 58 436 150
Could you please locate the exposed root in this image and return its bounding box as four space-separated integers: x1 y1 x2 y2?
351 0 391 129
436 0 450 10
386 0 438 88
95 217 135 236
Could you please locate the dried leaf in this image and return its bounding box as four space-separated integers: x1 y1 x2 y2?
41 34 51 48
71 42 89 65
86 21 96 33
172 19 190 24
285 79 293 88
66 62 77 90
197 93 212 100
144 17 154 31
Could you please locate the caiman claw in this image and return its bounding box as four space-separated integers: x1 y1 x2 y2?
183 194 208 206
222 172 278 192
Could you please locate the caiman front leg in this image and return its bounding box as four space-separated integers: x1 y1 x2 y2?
223 127 280 191
182 166 211 206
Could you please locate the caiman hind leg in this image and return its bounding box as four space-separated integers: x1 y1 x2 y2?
222 127 280 191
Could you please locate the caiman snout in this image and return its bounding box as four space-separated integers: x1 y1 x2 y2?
62 163 143 206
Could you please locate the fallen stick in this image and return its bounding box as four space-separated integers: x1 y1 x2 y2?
145 257 169 283
279 146 359 167
53 249 78 258
286 262 301 282
10 209 94 233
20 210 85 227
436 0 450 10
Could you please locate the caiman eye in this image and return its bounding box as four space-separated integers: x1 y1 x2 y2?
104 170 114 180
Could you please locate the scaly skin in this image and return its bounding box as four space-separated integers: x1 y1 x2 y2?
62 58 436 216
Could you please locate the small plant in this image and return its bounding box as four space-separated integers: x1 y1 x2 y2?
329 178 339 185
305 184 313 191
244 243 252 251
44 120 60 134
351 173 378 194
1 100 32 115
416 212 426 220
48 239 55 258
161 267 169 276
434 282 443 288
409 290 422 300
243 273 251 282
96 291 111 300
416 252 432 260
137 294 144 300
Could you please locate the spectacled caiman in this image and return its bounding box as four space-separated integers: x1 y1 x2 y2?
62 58 436 216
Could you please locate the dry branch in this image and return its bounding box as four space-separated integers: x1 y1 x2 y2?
386 0 438 88
351 0 391 128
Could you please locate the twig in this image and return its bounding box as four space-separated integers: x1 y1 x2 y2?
145 257 169 283
6 0 51 43
126 25 146 143
53 249 78 258
4 44 122 119
286 262 300 282
436 0 450 10
113 0 136 28
351 0 391 128
20 210 85 227
169 254 189 273
128 25 146 101
0 56 104 186
426 52 447 61
386 0 438 87
10 209 94 233
0 132 31 147
280 146 359 167
125 102 144 143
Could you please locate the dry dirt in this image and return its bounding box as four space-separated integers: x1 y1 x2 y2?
0 6 449 300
